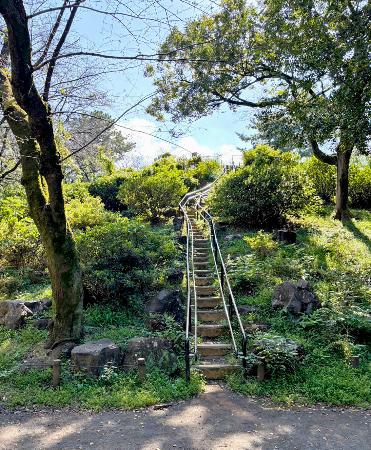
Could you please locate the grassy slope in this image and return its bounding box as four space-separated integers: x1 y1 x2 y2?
0 306 204 410
220 208 370 407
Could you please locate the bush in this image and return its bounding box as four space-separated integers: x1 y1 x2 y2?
190 159 221 186
303 156 371 208
76 218 180 306
88 172 129 212
349 161 371 208
0 190 44 270
302 156 336 204
118 165 187 222
209 145 318 228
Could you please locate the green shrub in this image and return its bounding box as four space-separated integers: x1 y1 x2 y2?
0 191 44 270
303 156 371 208
349 161 371 208
190 159 221 186
302 156 336 203
118 166 187 222
210 145 318 227
76 218 179 305
88 172 130 212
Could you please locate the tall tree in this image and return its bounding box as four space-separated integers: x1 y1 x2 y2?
147 0 370 219
0 0 83 348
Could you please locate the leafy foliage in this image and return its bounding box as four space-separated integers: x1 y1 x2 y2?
76 218 180 306
303 156 371 208
221 209 370 405
118 162 187 222
209 145 319 227
88 172 130 212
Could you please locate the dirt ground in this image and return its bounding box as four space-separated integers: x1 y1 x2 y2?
0 384 369 450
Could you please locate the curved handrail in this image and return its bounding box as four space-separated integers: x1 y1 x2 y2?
179 167 247 381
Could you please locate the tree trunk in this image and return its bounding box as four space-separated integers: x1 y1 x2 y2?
0 2 83 347
334 146 352 221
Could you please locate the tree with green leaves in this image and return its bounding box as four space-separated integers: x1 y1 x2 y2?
147 0 370 220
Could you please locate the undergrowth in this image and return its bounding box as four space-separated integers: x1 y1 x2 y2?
220 208 370 407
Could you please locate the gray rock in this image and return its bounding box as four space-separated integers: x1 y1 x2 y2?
23 300 48 315
237 305 257 315
272 280 320 315
123 337 177 374
145 314 167 332
276 230 297 244
71 339 121 376
224 234 243 241
52 341 77 360
0 301 33 329
146 289 184 323
167 268 184 284
19 356 52 373
33 318 52 330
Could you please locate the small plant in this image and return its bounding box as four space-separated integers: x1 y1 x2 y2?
251 334 304 374
244 231 278 257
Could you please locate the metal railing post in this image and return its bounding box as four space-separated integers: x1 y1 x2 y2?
242 336 247 378
229 293 233 319
185 339 190 383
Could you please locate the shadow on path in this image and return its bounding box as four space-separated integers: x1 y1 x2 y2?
0 384 369 450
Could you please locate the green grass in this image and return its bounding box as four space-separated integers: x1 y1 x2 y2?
220 208 371 407
0 307 204 410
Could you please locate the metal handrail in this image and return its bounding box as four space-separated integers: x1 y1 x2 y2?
195 194 247 370
179 167 247 382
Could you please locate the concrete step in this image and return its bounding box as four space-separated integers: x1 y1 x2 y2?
198 309 226 322
195 277 214 286
191 296 221 308
193 262 209 268
196 286 217 296
198 343 232 357
192 324 225 337
194 269 213 275
194 363 240 380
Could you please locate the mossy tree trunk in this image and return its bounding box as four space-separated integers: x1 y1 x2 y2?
311 138 353 221
334 146 352 221
0 1 83 346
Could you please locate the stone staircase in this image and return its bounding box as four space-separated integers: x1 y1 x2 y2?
188 209 240 380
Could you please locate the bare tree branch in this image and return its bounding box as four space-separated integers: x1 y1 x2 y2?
61 92 157 161
43 0 83 101
34 0 69 68
0 158 20 182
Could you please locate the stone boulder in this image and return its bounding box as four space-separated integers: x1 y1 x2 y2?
145 314 167 332
167 268 184 284
272 280 320 315
224 233 243 242
276 230 297 244
146 289 184 323
0 301 33 329
71 339 121 376
123 337 177 375
23 299 51 315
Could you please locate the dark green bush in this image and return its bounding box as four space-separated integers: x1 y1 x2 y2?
303 156 371 208
76 218 180 306
118 165 187 223
349 161 371 208
209 145 318 228
88 172 130 212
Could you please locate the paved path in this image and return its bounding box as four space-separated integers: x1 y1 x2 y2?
0 384 369 450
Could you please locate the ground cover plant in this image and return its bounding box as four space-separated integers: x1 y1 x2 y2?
218 208 370 407
0 307 204 410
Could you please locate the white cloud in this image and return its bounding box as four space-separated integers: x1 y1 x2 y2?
117 118 243 167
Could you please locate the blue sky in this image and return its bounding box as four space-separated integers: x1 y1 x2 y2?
70 1 253 165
